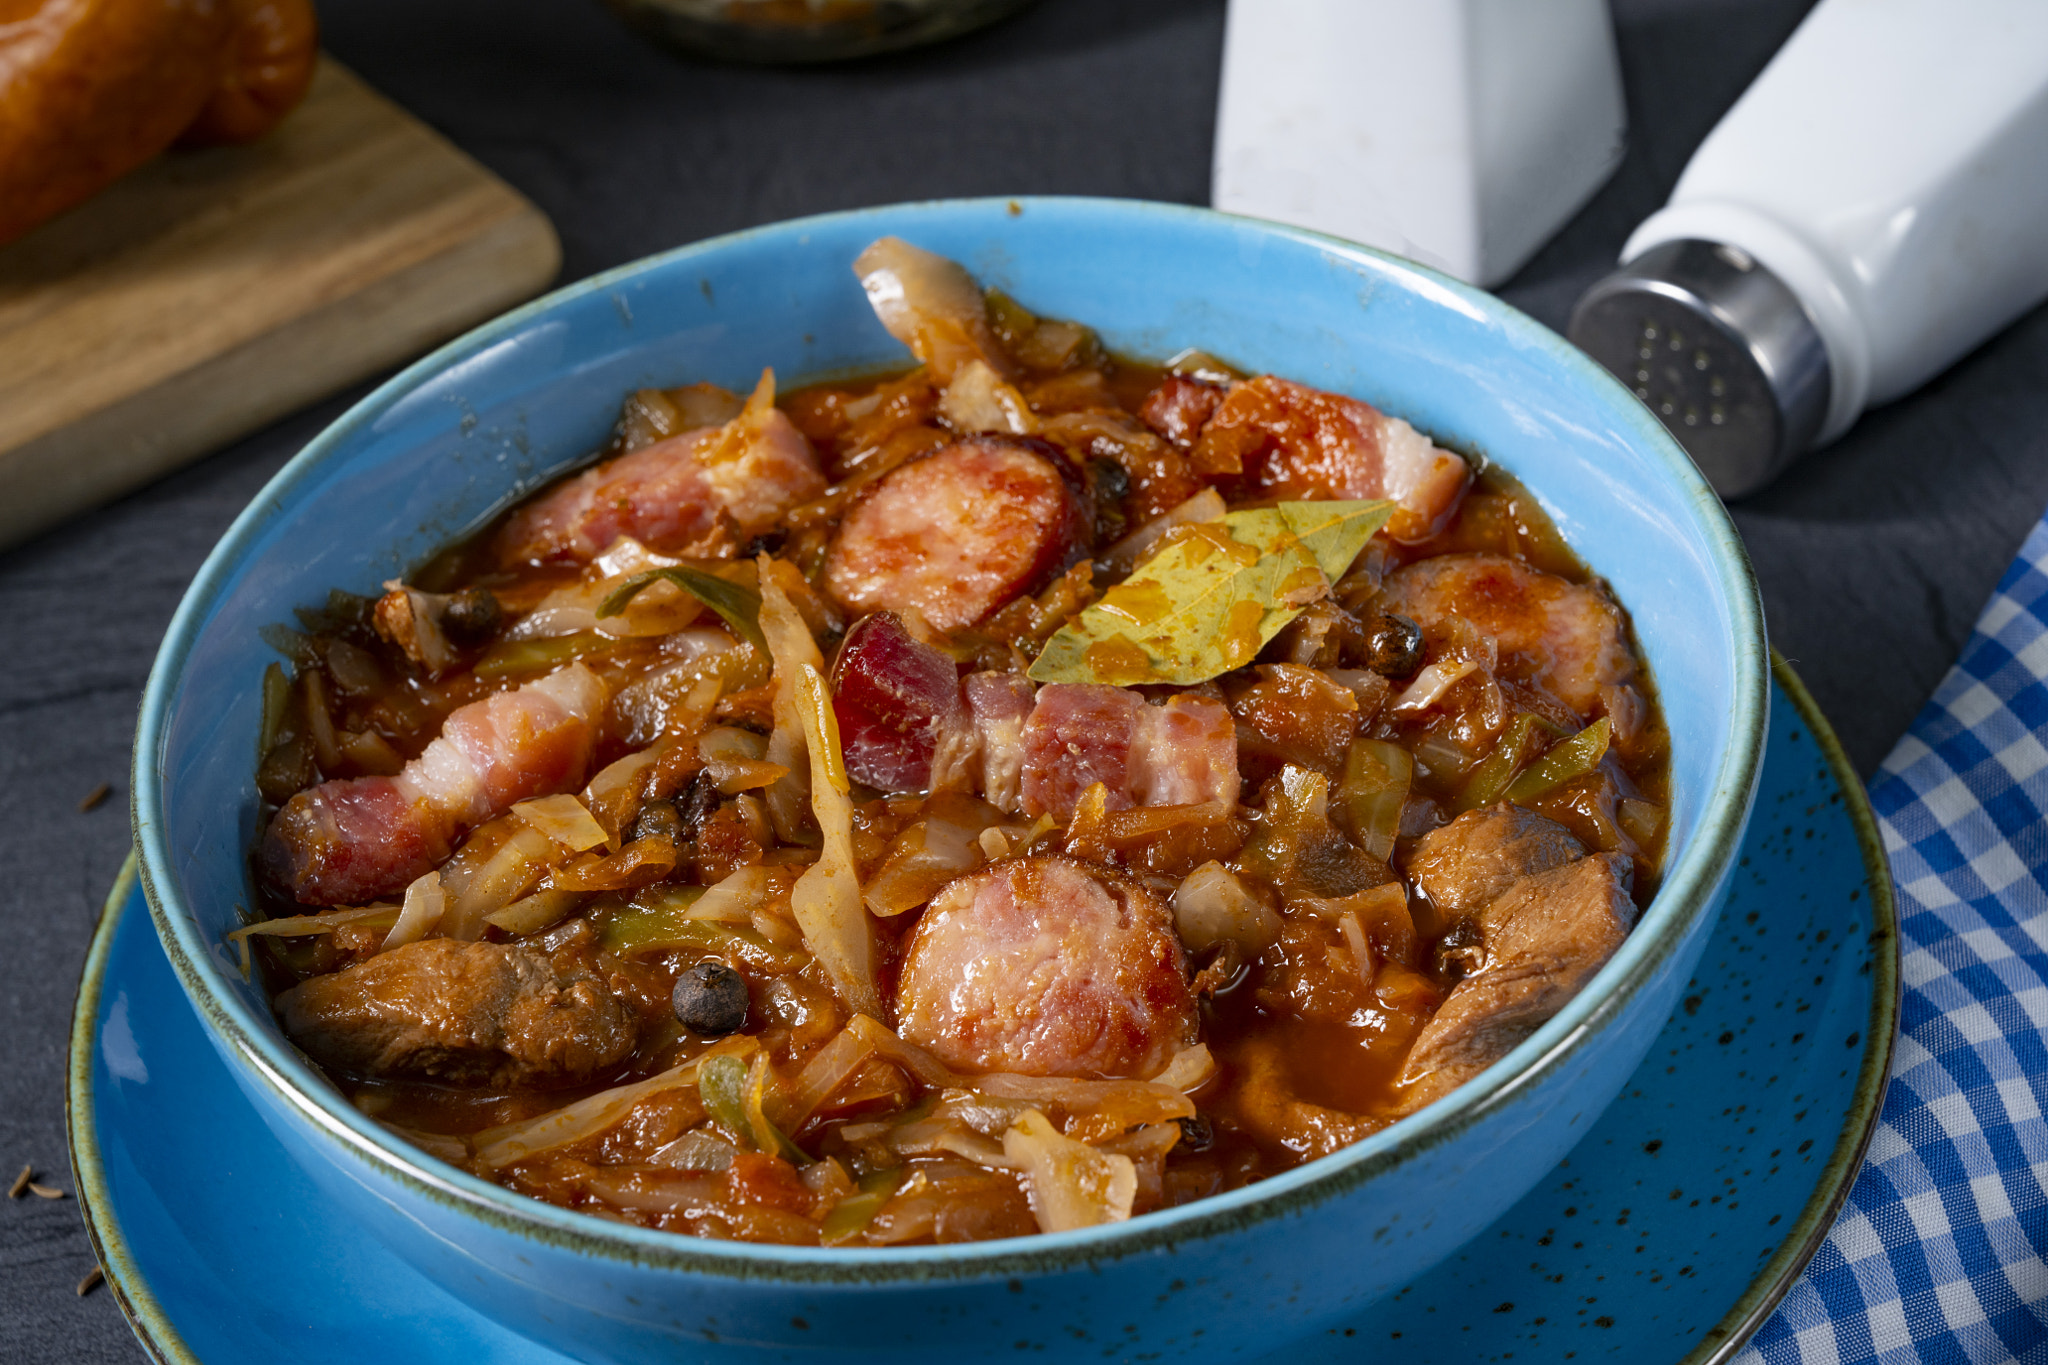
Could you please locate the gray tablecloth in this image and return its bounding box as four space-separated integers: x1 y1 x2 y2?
5 0 2045 1357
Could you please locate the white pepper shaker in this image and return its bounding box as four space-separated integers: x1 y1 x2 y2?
1570 0 2048 497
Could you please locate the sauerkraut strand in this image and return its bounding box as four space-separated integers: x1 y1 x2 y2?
790 660 882 1018
757 554 823 842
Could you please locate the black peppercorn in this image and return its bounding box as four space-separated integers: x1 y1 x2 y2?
1366 611 1426 679
630 798 684 845
672 962 749 1036
676 771 719 835
440 588 503 646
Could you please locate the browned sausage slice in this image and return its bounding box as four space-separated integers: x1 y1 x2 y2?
822 436 1090 631
894 855 1197 1079
1379 553 1635 719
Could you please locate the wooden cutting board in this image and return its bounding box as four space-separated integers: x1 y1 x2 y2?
0 58 562 551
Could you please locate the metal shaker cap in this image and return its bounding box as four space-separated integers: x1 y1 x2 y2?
1567 239 1830 498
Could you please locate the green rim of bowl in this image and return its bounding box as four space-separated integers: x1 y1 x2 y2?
128 196 1772 1282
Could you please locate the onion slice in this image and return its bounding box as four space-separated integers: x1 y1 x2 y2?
511 793 610 853
382 871 445 950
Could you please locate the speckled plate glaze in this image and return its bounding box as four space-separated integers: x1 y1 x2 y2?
69 658 1895 1365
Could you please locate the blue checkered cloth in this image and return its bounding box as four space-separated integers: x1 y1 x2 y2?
1740 520 2048 1364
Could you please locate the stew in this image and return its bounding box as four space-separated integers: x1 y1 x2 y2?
242 238 1668 1245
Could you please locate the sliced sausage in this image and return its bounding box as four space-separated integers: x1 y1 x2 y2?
1019 684 1239 821
1378 553 1635 719
278 938 639 1088
495 402 823 566
1398 852 1636 1109
1404 803 1586 918
261 665 604 905
894 855 1197 1079
822 436 1090 631
1192 375 1471 542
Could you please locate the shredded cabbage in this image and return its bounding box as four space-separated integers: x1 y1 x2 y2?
1002 1109 1137 1233
789 662 882 1018
473 1036 754 1168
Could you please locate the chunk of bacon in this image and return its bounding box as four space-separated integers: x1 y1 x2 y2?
831 612 962 793
1018 684 1239 822
829 612 1041 810
1192 375 1471 542
494 372 824 566
948 672 1036 814
1137 375 1225 449
260 665 606 905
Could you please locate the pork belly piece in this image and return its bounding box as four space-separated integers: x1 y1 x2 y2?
822 436 1090 632
1137 374 1225 450
933 671 1037 813
1405 803 1587 917
261 665 605 905
853 236 1016 385
494 381 824 566
1192 375 1471 543
1398 851 1637 1109
1379 553 1635 718
894 855 1197 1079
832 611 963 793
278 938 638 1088
1018 684 1239 822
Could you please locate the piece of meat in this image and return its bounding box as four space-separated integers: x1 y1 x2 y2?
278 938 638 1088
894 855 1197 1079
261 665 605 905
931 671 1037 813
831 612 963 792
1398 852 1637 1108
1192 375 1471 543
1378 554 1635 718
1404 803 1586 918
1228 663 1363 777
853 236 1016 384
494 386 824 566
1137 376 1226 449
822 436 1090 631
1128 692 1240 807
1018 684 1240 821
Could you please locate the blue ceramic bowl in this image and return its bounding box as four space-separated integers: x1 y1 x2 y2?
133 197 1769 1363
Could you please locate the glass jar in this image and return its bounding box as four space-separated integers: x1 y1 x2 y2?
600 0 1039 64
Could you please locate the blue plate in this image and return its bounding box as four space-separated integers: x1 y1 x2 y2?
71 658 1894 1365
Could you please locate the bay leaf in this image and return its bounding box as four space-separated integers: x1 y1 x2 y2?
1028 499 1394 686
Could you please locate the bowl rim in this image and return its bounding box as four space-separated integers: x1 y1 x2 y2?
132 194 1770 1283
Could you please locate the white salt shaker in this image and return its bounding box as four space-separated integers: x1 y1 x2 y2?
1211 0 1627 288
1570 0 2048 497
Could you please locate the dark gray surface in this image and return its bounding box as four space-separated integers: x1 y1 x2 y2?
4 0 2044 1357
